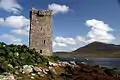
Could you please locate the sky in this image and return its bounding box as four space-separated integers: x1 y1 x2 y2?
0 0 120 52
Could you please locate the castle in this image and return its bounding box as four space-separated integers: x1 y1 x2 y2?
29 8 52 56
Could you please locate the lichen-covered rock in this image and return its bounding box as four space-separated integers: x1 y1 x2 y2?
14 71 19 75
49 62 58 67
22 65 33 74
33 67 42 72
42 69 48 74
8 74 15 80
19 68 22 73
31 73 36 76
30 76 34 79
44 69 49 72
15 66 18 69
69 61 76 65
8 64 13 68
0 75 8 80
37 72 45 77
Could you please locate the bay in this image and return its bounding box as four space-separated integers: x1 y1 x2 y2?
59 58 120 69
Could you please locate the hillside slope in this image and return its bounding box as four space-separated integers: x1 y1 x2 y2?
54 42 120 58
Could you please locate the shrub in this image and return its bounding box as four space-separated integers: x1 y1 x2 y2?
0 42 49 73
0 42 59 74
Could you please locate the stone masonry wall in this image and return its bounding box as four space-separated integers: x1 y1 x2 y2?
29 8 52 56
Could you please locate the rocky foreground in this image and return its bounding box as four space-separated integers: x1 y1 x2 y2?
0 61 120 80
0 42 120 80
60 62 120 80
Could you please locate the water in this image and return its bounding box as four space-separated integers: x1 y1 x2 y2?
59 58 120 69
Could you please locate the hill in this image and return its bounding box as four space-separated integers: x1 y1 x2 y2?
54 42 120 58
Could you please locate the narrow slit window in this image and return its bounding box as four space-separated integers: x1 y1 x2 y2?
44 40 45 44
40 50 42 53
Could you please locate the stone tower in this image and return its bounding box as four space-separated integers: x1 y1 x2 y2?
29 8 52 56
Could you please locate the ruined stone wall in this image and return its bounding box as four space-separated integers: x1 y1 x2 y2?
29 8 52 56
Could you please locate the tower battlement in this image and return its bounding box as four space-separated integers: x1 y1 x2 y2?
31 8 52 16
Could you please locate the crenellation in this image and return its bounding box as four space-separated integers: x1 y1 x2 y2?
31 8 52 16
31 8 38 14
38 10 52 16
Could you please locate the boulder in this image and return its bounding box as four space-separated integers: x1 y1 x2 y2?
37 72 45 77
49 62 58 67
69 61 76 65
8 74 15 80
15 66 19 69
23 65 33 74
0 75 8 80
43 69 48 74
19 68 23 73
31 76 34 79
33 67 42 72
44 69 49 72
81 62 87 65
31 73 36 76
15 71 19 75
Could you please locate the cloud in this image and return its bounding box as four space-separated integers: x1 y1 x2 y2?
53 41 67 47
54 36 76 44
48 3 70 14
0 16 29 28
53 41 75 52
76 36 86 43
0 16 29 36
86 19 113 31
0 34 22 45
85 19 115 43
0 0 23 14
11 29 29 36
53 19 115 52
53 37 79 52
0 18 4 25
